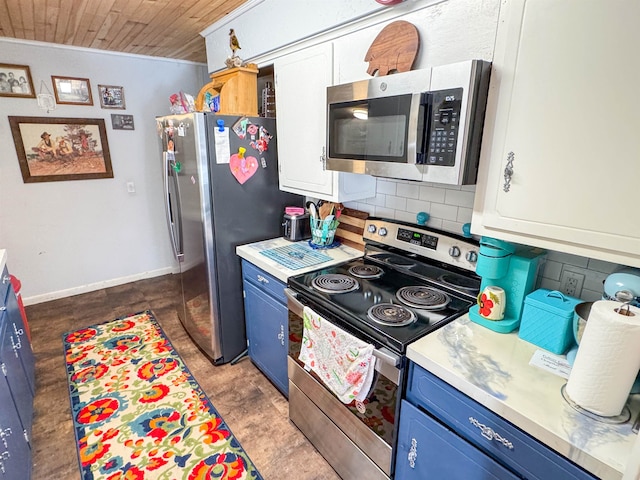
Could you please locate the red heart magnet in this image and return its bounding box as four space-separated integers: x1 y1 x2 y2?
229 153 258 184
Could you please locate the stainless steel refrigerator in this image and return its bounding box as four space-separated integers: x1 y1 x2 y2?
157 112 302 364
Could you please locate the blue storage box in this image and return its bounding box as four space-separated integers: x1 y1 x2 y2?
518 289 581 354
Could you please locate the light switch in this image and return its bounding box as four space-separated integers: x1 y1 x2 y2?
126 181 136 193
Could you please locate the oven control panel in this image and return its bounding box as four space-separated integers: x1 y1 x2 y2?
397 228 439 250
363 219 478 272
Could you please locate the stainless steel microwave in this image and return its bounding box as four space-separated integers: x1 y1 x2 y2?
325 59 491 184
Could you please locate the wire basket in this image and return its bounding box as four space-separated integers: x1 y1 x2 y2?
310 216 339 246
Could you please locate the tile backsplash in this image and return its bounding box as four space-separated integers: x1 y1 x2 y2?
344 178 620 302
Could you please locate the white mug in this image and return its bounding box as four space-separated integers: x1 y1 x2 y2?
478 286 506 321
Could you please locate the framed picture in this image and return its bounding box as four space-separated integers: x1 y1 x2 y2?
99 84 126 109
51 76 93 105
111 114 134 130
8 116 113 183
0 63 35 98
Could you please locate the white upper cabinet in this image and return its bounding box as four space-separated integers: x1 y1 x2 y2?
274 43 376 202
472 0 640 268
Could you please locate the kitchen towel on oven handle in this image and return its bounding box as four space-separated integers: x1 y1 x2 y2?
300 306 377 404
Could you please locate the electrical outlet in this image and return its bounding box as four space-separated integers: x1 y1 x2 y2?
560 270 585 298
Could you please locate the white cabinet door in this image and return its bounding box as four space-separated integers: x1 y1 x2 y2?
472 0 640 267
275 43 376 202
275 43 335 197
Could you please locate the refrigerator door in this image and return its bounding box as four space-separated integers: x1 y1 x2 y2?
205 114 303 363
160 113 220 360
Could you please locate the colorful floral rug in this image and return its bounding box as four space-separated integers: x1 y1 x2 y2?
63 310 262 480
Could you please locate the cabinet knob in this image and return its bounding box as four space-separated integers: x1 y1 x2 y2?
503 151 515 192
256 275 269 284
1 276 9 285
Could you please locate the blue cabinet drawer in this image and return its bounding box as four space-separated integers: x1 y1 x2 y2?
406 363 596 480
241 260 286 303
395 400 519 480
0 266 10 306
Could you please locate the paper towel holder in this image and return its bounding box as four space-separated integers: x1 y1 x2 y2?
560 384 631 424
615 303 635 317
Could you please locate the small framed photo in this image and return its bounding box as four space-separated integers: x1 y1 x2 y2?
99 84 126 109
111 114 135 130
9 116 113 183
51 76 93 105
0 63 36 98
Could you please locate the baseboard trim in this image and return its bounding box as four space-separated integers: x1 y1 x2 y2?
23 267 175 306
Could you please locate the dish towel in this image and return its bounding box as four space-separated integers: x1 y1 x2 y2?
299 306 377 404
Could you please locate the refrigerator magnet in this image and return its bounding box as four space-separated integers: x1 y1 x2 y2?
229 148 258 184
232 116 249 139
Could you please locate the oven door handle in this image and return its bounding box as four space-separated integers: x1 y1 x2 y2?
285 288 401 370
285 288 304 316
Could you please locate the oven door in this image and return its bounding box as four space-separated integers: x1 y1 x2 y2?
285 288 402 480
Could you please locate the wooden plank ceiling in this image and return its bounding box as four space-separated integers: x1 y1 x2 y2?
0 0 248 63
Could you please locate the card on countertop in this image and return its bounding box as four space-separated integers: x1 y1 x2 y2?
529 349 572 379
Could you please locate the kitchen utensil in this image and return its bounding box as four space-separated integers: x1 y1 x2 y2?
603 268 640 306
306 201 318 220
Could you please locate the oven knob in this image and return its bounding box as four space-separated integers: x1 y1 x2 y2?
448 246 461 258
379 227 388 237
466 251 478 263
367 224 377 233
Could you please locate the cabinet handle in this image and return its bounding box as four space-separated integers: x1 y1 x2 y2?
321 146 327 170
256 275 269 284
10 335 21 357
12 323 23 337
407 437 418 468
469 417 514 449
277 324 285 346
503 151 515 192
0 428 10 449
1 276 9 285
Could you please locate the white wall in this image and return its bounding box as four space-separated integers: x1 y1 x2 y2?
0 38 208 303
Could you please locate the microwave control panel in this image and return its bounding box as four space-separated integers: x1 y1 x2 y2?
423 88 463 166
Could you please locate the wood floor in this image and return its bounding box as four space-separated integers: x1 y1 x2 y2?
26 274 341 480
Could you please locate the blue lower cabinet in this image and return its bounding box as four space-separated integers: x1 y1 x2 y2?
0 374 31 479
241 260 288 396
395 399 519 480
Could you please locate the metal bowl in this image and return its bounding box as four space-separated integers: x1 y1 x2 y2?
573 302 593 345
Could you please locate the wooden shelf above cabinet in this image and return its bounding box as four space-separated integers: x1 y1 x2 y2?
196 66 258 116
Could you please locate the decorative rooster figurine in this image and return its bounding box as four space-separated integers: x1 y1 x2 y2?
229 29 241 55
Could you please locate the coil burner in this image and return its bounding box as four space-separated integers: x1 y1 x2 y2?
396 286 450 310
384 256 415 269
311 274 359 294
367 303 416 327
348 265 384 279
438 273 480 294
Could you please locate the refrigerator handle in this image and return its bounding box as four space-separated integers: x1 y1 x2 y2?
163 152 184 262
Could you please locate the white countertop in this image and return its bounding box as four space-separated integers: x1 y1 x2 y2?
236 237 364 283
407 315 640 480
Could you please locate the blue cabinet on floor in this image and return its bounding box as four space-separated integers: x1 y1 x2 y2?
395 362 597 480
241 260 289 396
0 265 35 479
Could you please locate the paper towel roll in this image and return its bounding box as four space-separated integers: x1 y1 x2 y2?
566 300 640 417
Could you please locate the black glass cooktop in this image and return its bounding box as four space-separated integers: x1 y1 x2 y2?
288 257 475 354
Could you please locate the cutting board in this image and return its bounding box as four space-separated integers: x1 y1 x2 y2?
335 208 369 251
364 20 419 76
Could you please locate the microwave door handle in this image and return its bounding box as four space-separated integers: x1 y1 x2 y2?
417 92 434 164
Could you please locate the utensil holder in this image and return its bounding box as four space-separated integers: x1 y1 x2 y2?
310 216 339 246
